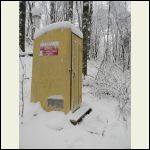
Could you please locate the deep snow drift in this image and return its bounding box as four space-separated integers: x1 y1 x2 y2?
19 56 130 149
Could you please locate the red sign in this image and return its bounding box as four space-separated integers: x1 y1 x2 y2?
40 42 59 56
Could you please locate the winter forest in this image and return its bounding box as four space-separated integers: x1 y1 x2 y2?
19 1 131 149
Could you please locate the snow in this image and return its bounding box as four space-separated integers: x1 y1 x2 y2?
34 21 83 39
19 55 130 149
20 89 130 149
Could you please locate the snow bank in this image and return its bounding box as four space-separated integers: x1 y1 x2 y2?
34 21 83 39
20 92 131 149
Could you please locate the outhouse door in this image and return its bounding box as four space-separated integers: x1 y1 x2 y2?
71 34 80 112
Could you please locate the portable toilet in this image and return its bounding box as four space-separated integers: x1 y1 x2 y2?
31 21 83 114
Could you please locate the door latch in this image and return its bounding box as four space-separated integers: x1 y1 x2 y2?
73 72 75 78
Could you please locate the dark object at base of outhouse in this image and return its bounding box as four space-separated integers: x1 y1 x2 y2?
70 108 92 125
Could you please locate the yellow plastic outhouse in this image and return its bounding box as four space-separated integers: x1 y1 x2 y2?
31 22 83 113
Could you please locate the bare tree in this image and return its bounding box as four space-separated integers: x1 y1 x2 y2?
68 1 73 23
104 1 111 62
89 1 93 58
19 1 26 52
50 1 56 23
82 1 90 76
75 1 82 31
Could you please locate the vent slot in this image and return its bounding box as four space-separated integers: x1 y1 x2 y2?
48 95 64 108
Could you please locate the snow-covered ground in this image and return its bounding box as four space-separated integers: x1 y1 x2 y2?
19 55 130 149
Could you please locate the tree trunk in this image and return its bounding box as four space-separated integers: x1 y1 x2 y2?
68 1 73 23
63 1 68 21
82 1 90 76
89 1 93 59
94 27 98 59
76 1 82 31
19 1 26 52
115 31 118 62
104 1 111 62
50 1 55 23
27 1 35 40
122 45 125 72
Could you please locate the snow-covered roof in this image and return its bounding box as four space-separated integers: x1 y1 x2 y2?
34 21 83 39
